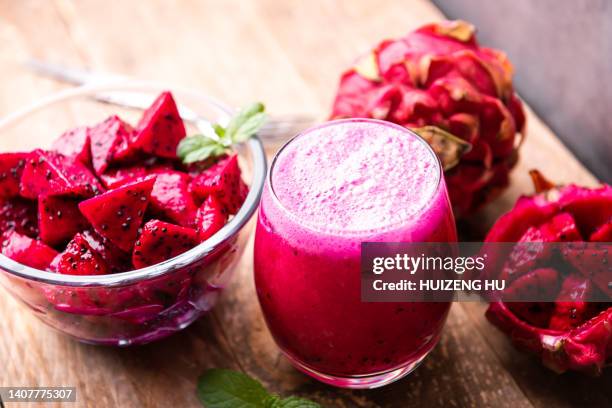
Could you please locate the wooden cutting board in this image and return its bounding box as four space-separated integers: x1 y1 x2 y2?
0 1 609 407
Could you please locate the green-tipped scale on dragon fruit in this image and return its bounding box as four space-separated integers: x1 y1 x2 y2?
1 230 58 270
38 195 89 246
78 178 155 252
132 220 199 268
19 149 104 199
50 233 110 276
132 91 186 159
52 126 92 167
485 170 612 374
0 153 27 199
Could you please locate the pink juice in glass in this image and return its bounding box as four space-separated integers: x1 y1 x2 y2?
254 119 457 388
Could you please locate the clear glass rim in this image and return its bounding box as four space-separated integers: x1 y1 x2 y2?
0 80 267 287
268 118 444 236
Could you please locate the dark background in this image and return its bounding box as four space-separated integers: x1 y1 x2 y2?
435 0 611 183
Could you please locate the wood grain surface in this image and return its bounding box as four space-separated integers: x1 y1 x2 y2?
0 1 609 407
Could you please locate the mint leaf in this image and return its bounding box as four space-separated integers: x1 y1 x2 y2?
177 135 226 164
178 102 266 164
232 111 267 143
197 369 320 408
213 123 226 138
274 397 322 408
224 102 265 142
197 369 270 408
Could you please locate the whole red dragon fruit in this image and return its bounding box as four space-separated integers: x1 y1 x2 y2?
485 171 611 375
331 20 526 216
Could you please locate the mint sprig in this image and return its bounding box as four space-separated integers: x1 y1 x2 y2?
197 369 320 408
178 102 266 164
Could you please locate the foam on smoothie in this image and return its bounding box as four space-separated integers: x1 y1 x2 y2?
271 120 440 233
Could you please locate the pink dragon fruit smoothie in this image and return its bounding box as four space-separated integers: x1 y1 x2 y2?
254 119 457 388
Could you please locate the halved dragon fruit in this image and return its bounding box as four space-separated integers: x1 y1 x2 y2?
131 91 186 159
132 220 199 268
79 178 155 252
1 230 58 269
0 153 27 199
485 171 612 374
50 233 109 275
19 149 104 199
90 115 139 175
38 195 89 246
51 126 92 167
0 198 38 238
190 154 248 215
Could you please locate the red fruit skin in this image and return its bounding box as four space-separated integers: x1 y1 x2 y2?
196 195 227 241
0 153 27 199
590 221 612 242
486 302 612 375
19 150 104 199
90 115 139 175
78 177 155 252
549 274 597 331
38 195 89 247
485 182 612 374
540 212 583 241
0 198 38 238
50 233 109 276
558 184 612 237
485 195 558 243
1 230 58 270
51 126 92 167
132 91 186 159
190 154 248 215
132 219 198 268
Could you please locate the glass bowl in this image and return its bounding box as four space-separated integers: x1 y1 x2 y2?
0 81 266 346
